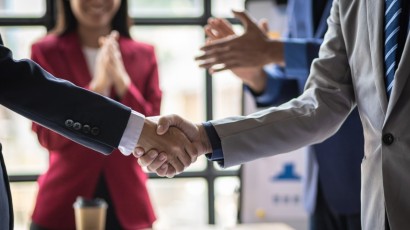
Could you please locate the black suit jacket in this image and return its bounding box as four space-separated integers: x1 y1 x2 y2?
0 34 131 229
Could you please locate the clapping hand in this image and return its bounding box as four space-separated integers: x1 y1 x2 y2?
90 31 131 98
195 10 284 73
202 14 270 93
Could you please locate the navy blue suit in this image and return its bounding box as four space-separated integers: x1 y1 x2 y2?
248 0 363 226
0 34 131 230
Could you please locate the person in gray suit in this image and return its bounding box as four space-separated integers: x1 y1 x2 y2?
0 34 196 230
138 0 410 229
200 0 362 228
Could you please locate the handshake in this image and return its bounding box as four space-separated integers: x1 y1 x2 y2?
134 115 212 178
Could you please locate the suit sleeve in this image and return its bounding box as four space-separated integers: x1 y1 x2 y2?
30 43 76 151
210 0 356 167
247 38 322 108
0 43 132 155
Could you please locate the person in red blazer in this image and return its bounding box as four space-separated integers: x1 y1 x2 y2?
29 0 161 229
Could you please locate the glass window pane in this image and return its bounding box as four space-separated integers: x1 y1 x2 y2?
212 72 242 172
0 0 45 17
213 71 243 119
10 182 38 230
0 26 47 59
214 161 241 171
0 108 49 175
212 0 245 18
130 26 206 123
148 178 208 227
129 0 203 18
214 177 240 227
185 156 207 172
0 27 48 175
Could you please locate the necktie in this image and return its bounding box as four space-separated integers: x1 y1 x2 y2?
384 0 402 98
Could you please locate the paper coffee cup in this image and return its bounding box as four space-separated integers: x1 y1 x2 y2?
73 197 108 230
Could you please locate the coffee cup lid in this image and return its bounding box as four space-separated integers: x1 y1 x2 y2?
73 196 108 208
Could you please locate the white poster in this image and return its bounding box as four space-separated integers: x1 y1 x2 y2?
240 148 308 223
240 91 308 226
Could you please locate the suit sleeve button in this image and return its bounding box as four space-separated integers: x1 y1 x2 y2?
91 127 100 136
65 119 74 127
82 125 91 134
73 122 82 130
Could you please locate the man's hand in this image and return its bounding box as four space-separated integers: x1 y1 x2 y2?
134 114 212 178
203 16 269 94
195 10 284 72
135 117 201 175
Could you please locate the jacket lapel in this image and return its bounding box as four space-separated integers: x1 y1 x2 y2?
366 0 388 117
59 32 92 86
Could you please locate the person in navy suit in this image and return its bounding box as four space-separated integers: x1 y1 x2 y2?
195 1 363 229
0 34 196 230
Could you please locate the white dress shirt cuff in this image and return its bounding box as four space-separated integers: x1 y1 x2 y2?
118 110 145 156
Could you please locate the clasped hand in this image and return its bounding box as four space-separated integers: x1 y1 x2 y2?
134 115 211 178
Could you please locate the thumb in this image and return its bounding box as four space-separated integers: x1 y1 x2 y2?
157 115 198 142
232 10 257 31
156 115 174 135
98 36 106 46
111 30 120 40
258 18 269 34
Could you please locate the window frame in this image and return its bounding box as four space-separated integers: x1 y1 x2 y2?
3 0 242 225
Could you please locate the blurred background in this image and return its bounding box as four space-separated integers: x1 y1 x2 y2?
0 0 306 229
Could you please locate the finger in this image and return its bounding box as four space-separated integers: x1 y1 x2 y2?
205 37 214 45
258 18 269 34
195 46 232 62
210 66 229 73
199 36 235 52
132 147 145 158
157 114 187 135
98 36 106 46
209 60 245 73
137 149 159 167
213 18 235 37
185 144 198 163
146 152 168 172
166 165 177 178
157 114 199 142
168 157 185 174
205 25 218 40
232 10 256 30
156 163 170 177
176 143 193 167
197 52 236 69
110 30 120 40
167 127 197 168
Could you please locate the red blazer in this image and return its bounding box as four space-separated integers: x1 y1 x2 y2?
30 32 161 230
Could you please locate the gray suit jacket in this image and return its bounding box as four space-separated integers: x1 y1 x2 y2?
210 0 409 229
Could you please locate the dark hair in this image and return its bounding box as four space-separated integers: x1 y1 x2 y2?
52 0 132 38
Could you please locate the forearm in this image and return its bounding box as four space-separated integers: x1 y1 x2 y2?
0 44 131 154
266 39 285 66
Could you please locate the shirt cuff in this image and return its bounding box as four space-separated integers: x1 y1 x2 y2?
118 110 145 156
202 122 225 166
